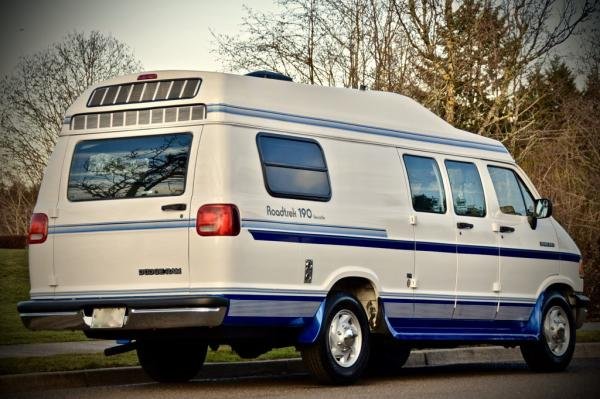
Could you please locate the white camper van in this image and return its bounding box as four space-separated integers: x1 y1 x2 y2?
19 70 588 384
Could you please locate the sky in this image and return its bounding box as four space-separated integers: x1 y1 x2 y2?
0 0 277 76
0 0 595 85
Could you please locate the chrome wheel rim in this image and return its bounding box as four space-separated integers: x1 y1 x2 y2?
543 305 570 357
328 309 362 368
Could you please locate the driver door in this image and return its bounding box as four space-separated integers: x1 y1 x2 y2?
486 164 559 321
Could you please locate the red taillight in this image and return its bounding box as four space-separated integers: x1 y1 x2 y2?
196 204 240 236
28 213 48 244
137 73 158 80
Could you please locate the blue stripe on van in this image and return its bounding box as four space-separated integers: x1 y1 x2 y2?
49 218 581 264
247 229 581 263
241 219 387 238
224 293 325 302
206 103 509 154
416 241 455 253
501 247 560 261
51 219 388 237
249 229 414 251
384 317 538 340
560 252 582 263
458 244 499 256
51 219 192 234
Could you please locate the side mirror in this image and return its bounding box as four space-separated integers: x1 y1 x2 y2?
534 198 552 219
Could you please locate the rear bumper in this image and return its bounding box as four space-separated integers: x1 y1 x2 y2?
18 296 229 331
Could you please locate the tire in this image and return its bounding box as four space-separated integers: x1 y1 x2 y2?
366 335 411 375
136 339 208 383
520 292 576 372
301 292 371 385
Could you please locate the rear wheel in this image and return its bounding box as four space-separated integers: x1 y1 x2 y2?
301 292 370 385
137 340 207 383
520 292 575 372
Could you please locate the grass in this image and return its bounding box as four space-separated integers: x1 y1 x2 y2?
0 249 86 344
0 352 139 375
0 346 300 375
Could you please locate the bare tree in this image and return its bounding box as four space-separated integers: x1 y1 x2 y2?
211 0 414 90
0 178 37 236
213 0 595 139
395 0 596 139
0 31 141 237
519 58 600 316
211 1 325 84
0 31 142 186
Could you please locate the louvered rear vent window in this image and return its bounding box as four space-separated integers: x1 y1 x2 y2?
87 78 202 107
71 105 206 130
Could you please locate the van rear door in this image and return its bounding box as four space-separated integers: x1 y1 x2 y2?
52 128 200 296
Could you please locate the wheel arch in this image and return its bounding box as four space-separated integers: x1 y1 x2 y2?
298 270 381 345
325 270 381 331
536 276 577 306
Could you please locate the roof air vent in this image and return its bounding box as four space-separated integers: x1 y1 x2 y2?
245 70 293 82
87 78 202 107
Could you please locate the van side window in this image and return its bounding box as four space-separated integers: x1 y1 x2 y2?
487 166 535 216
67 133 193 202
445 160 486 217
257 134 331 201
403 155 446 214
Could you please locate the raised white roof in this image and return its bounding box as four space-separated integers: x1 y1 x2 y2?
64 70 512 162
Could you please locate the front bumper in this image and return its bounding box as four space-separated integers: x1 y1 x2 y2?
573 292 590 329
18 296 228 331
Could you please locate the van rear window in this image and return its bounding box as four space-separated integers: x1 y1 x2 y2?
67 133 192 202
257 134 331 201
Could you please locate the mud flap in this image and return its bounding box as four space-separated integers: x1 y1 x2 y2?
297 301 326 344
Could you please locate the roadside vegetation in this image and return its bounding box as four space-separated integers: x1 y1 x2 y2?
0 346 300 375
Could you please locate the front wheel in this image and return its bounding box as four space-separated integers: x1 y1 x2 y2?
137 339 207 383
520 292 575 372
301 292 370 385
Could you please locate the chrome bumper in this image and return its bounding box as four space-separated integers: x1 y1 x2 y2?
18 296 228 331
573 292 590 329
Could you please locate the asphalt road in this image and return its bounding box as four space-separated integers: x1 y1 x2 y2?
5 357 600 399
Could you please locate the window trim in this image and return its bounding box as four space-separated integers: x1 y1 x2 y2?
256 133 332 202
444 159 487 218
402 154 447 214
516 178 535 216
66 132 193 203
487 165 535 217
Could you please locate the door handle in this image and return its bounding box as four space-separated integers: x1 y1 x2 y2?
161 203 187 211
457 222 474 229
499 226 515 233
